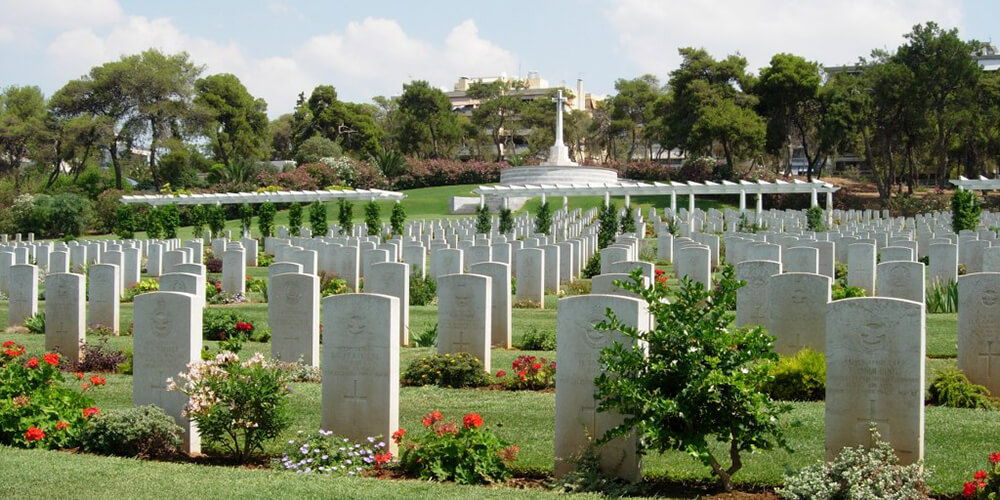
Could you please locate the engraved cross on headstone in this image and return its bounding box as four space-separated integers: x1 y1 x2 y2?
979 340 1000 376
344 379 368 409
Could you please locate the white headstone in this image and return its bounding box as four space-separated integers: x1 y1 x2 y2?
45 273 86 364
437 273 491 372
469 262 512 348
270 272 320 366
88 264 121 334
766 272 831 355
958 272 1000 395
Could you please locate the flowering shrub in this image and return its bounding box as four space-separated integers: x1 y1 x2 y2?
318 272 348 297
494 355 556 390
80 405 183 458
67 337 128 373
962 452 1000 498
246 275 267 297
123 278 159 303
169 351 291 462
205 257 223 273
653 268 668 289
401 353 489 388
0 341 101 449
516 327 556 351
202 309 266 342
277 430 390 475
206 278 222 300
207 291 248 305
397 410 518 484
393 159 504 190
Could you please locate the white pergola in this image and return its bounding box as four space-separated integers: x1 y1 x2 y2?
472 179 839 213
951 176 1000 192
120 188 405 206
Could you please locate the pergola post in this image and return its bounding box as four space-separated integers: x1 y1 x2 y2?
604 191 610 207
562 195 568 208
756 192 763 224
810 188 818 208
541 192 547 206
624 194 630 209
479 194 485 209
670 192 677 214
826 191 833 210
503 197 509 210
688 193 695 220
739 190 746 213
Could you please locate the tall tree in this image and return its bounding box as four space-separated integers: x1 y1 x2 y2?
195 73 269 166
0 85 47 190
755 54 824 179
293 85 381 157
467 79 527 161
268 114 295 160
609 75 662 159
397 80 460 158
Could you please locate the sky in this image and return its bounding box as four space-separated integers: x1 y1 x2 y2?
0 0 996 118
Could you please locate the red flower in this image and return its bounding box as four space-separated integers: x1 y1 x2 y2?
26 357 39 369
991 452 1000 464
42 353 60 366
82 407 100 418
549 361 557 371
462 413 483 429
422 410 443 427
392 429 405 444
81 383 90 390
517 370 527 380
55 421 69 431
24 427 45 442
964 480 980 497
496 370 506 378
374 452 392 466
435 422 459 436
75 372 85 380
89 375 106 386
2 340 14 347
975 470 989 480
531 362 542 371
3 349 21 357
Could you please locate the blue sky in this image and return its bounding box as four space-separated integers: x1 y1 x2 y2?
1 0 996 117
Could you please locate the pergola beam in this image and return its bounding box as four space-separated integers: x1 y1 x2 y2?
120 188 406 206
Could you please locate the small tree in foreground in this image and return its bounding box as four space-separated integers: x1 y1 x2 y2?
594 265 789 491
288 203 302 236
114 205 135 239
476 204 491 234
390 202 406 237
308 201 328 236
206 205 226 238
337 199 353 235
534 201 551 235
365 200 381 237
806 205 825 232
597 202 618 249
952 188 981 234
256 202 275 238
499 207 514 235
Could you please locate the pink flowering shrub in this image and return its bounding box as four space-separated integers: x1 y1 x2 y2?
168 351 291 461
393 159 503 189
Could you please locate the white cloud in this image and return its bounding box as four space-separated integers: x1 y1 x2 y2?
605 0 964 76
0 0 122 39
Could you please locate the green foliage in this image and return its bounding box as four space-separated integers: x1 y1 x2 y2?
288 203 303 236
169 352 291 462
80 405 183 458
390 202 406 237
475 204 491 234
582 252 601 279
254 201 274 238
410 323 438 348
398 410 517 484
595 266 789 491
961 452 1000 499
927 367 993 409
195 73 269 165
319 273 348 297
762 349 826 401
189 205 207 238
534 201 552 235
294 135 343 165
308 201 328 236
364 200 381 237
806 206 825 232
23 311 45 335
367 147 408 179
494 355 556 390
42 193 91 238
832 284 867 300
551 444 636 496
396 80 461 158
202 309 266 342
402 353 489 388
158 205 181 239
777 426 931 500
0 342 99 450
517 327 556 351
498 207 514 234
277 430 390 475
337 199 353 235
597 202 618 249
736 213 762 233
409 272 436 306
927 279 959 314
207 205 226 238
952 188 982 234
114 205 136 239
619 210 636 234
123 278 159 303
238 203 253 235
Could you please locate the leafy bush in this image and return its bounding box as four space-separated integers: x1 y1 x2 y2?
246 274 267 295
207 205 226 238
49 193 91 238
517 327 556 351
475 205 491 234
563 280 591 296
595 267 788 491
410 324 437 348
237 203 253 235
80 405 182 458
392 158 503 190
806 206 825 232
834 262 848 280
257 201 276 238
777 426 930 500
309 201 328 236
390 202 406 237
123 278 159 303
402 353 488 388
762 349 826 401
927 367 993 409
952 188 982 234
499 208 513 234
534 201 551 235
597 203 618 249
494 355 555 390
364 200 381 237
67 337 128 373
188 205 207 238
318 272 348 297
409 273 436 306
277 430 391 475
24 311 44 335
960 451 1000 499
582 252 601 279
926 279 958 314
832 284 866 301
397 410 518 484
169 351 291 462
202 309 265 342
257 252 273 267
288 202 303 236
619 211 636 234
114 204 136 239
158 205 181 239
337 199 353 235
205 257 223 273
0 341 102 449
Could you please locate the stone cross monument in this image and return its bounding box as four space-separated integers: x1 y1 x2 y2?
547 90 578 166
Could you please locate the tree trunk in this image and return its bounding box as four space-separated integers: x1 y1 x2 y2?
110 142 123 189
148 120 162 189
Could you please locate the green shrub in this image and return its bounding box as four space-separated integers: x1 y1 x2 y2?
597 202 618 249
189 205 207 238
517 327 556 351
364 200 381 237
308 201 328 236
207 205 226 238
238 203 253 235
169 351 291 462
409 273 436 306
562 279 591 296
398 410 518 484
834 262 848 280
24 311 45 335
114 205 136 239
952 188 981 234
337 199 353 235
475 204 491 234
534 201 552 235
288 203 303 236
158 205 180 239
832 284 866 300
202 309 265 342
582 252 601 279
926 279 959 314
619 211 636 234
762 349 826 401
499 207 513 234
49 193 91 238
410 323 438 347
402 353 488 388
777 426 931 500
927 367 993 409
390 202 406 237
257 202 276 238
806 205 825 232
80 405 182 458
318 272 348 297
123 278 159 303
257 251 273 267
